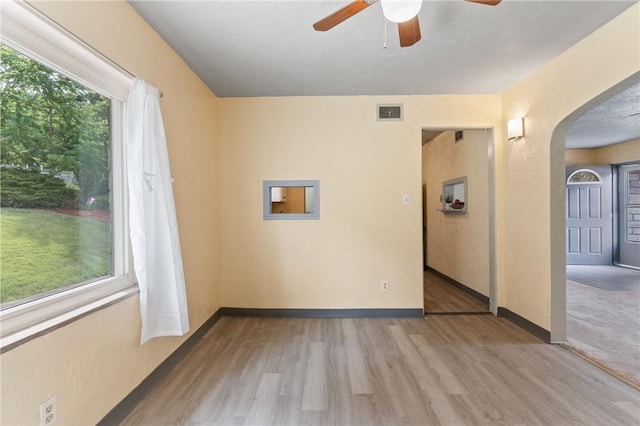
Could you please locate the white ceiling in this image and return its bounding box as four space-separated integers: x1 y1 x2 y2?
565 82 640 149
129 0 639 147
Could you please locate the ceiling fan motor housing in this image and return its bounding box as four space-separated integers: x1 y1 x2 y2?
381 0 423 23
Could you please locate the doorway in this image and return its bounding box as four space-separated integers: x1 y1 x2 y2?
559 76 640 386
563 161 640 387
564 161 640 387
421 128 495 314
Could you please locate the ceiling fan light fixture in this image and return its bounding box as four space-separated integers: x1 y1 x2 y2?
381 0 422 23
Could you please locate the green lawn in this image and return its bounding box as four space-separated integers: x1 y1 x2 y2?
0 208 111 304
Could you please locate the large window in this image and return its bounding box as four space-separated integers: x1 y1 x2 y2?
1 45 113 306
0 1 134 345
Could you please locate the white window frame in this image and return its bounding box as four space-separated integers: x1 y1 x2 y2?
0 1 136 348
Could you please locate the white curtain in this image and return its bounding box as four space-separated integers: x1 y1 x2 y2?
126 78 189 344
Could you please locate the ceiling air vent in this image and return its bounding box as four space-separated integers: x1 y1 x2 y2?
377 104 403 121
455 130 464 142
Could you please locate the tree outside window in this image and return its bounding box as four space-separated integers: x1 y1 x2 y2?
0 44 113 305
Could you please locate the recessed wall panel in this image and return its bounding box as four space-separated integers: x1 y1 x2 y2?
567 227 581 254
588 187 602 219
567 187 581 219
588 227 603 254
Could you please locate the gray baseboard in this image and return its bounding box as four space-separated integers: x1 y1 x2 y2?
219 307 424 318
497 307 551 343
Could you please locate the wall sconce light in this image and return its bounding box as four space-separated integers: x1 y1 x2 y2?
508 117 524 141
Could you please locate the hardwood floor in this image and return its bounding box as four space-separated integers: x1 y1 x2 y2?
121 315 639 425
566 265 640 388
423 270 488 313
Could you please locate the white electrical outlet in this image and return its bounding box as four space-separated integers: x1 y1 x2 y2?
40 396 56 426
381 280 389 291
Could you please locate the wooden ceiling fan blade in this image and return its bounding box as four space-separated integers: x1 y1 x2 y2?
464 0 502 5
313 0 377 31
398 16 421 48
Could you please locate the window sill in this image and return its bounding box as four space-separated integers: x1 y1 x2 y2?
0 286 139 354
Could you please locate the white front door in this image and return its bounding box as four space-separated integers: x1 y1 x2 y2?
566 166 613 265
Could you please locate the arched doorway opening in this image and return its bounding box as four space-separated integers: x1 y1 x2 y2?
549 72 640 385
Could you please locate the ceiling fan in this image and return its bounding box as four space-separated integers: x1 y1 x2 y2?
313 0 502 48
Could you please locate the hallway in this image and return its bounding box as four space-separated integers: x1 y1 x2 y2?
423 270 489 314
567 265 640 388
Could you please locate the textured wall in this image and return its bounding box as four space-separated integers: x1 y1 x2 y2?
501 4 639 338
566 139 640 166
594 138 640 164
565 148 598 166
218 95 501 310
0 2 221 424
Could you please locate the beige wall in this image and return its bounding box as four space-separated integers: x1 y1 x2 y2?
218 95 501 310
501 4 639 339
0 2 220 424
596 138 640 164
2 0 639 423
423 130 490 296
566 139 640 166
565 148 597 166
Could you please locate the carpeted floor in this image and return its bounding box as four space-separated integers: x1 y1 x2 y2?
566 265 640 388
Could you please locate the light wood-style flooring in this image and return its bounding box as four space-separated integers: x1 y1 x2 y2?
121 315 639 425
423 270 488 313
567 265 640 388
